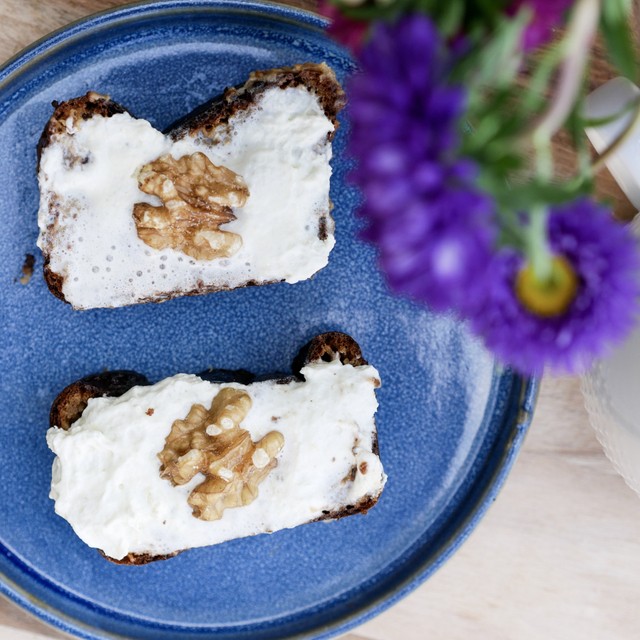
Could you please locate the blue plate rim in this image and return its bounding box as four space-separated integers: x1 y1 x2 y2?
0 1 540 638
0 0 328 94
1 377 538 640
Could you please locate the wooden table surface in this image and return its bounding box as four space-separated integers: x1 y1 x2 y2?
2 2 640 639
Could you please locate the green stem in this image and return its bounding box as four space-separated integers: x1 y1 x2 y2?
533 136 553 181
525 206 553 282
530 0 601 143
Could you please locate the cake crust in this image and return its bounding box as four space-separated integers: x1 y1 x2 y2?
49 333 382 565
168 62 346 142
37 64 346 307
37 92 129 172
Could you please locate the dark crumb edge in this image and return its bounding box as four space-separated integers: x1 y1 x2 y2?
313 491 382 523
98 549 183 565
168 62 347 143
49 333 382 566
38 92 131 304
36 92 129 172
133 277 283 308
42 256 69 304
50 370 151 431
90 276 285 310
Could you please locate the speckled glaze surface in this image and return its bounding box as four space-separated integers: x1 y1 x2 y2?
0 2 537 639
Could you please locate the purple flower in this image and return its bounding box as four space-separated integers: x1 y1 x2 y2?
363 187 496 312
509 0 575 49
471 199 640 375
349 14 495 312
317 0 369 53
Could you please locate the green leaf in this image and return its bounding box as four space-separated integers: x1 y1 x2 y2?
468 8 529 88
488 179 592 212
520 41 563 113
437 0 465 37
600 0 638 81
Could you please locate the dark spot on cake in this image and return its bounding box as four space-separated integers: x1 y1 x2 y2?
51 100 59 108
271 416 279 422
359 462 368 475
318 216 328 241
63 148 92 169
321 352 332 362
19 253 35 285
372 433 379 457
251 80 267 93
146 408 155 416
163 520 166 525
322 510 330 515
341 466 357 484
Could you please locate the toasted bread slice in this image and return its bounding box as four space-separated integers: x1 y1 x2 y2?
47 333 385 564
37 63 346 309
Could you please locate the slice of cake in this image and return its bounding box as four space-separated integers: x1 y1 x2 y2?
46 333 386 564
36 63 346 309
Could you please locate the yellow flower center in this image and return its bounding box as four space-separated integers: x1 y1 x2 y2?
516 255 578 317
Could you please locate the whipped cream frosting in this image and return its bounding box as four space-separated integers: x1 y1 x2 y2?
37 85 336 309
47 359 385 560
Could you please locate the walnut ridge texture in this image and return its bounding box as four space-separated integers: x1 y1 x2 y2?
158 388 285 521
133 152 250 261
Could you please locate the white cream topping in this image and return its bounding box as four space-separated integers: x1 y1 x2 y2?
47 360 385 560
37 86 336 309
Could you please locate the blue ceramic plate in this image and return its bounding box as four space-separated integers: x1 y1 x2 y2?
0 2 537 639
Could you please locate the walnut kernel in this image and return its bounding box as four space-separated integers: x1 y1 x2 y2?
158 388 284 521
133 152 249 261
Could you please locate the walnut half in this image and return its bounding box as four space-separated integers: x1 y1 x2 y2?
158 388 284 521
133 152 249 261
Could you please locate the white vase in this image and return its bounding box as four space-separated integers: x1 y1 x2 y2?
582 334 640 496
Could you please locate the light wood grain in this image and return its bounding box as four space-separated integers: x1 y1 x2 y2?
2 2 640 640
0 625 69 640
358 377 640 640
0 594 69 639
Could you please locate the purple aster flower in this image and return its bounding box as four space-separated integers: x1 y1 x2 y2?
362 186 496 312
509 0 575 49
349 14 495 312
471 199 640 375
